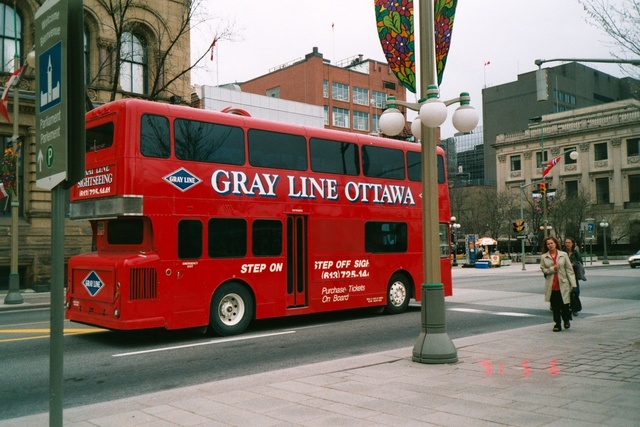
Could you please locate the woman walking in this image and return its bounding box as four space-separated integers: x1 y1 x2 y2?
564 237 583 316
540 236 577 332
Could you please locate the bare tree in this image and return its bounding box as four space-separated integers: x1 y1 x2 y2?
579 0 640 78
88 0 235 102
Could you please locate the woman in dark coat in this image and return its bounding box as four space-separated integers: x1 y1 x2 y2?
564 237 583 316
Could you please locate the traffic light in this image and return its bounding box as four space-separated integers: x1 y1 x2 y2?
539 182 546 196
513 220 525 233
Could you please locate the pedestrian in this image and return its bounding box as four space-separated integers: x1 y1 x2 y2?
564 237 584 317
540 236 577 332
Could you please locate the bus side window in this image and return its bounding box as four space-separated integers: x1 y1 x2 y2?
252 220 283 256
208 218 247 258
178 220 203 259
364 221 408 253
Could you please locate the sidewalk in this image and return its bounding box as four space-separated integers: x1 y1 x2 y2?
2 260 638 426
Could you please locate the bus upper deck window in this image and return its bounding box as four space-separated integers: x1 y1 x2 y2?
141 114 170 158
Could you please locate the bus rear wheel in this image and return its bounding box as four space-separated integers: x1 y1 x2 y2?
210 283 253 336
384 273 410 314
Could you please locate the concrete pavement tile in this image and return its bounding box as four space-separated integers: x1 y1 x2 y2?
416 410 501 427
83 409 160 426
449 391 515 407
313 400 379 419
307 386 380 407
173 397 240 417
263 403 334 425
303 414 387 427
249 384 318 403
399 390 452 410
482 407 557 427
603 417 640 427
545 404 612 423
142 408 212 426
542 420 603 427
268 380 331 396
364 412 438 426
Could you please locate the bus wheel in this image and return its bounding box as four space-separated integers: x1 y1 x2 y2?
210 283 253 336
384 273 410 314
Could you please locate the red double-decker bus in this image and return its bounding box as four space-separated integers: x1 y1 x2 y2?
66 99 453 336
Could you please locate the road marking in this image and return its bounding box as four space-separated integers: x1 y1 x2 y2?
112 330 297 358
0 328 104 343
449 308 537 317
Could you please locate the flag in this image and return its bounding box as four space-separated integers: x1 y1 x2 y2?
542 154 563 178
0 182 8 199
332 22 334 29
0 64 25 123
484 61 490 66
209 38 216 61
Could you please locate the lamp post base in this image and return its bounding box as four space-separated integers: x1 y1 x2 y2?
412 283 457 364
4 272 24 304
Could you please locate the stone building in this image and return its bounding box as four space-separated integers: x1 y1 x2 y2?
0 0 192 291
495 99 640 246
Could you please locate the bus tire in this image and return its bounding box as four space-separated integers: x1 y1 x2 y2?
210 283 253 336
384 273 410 314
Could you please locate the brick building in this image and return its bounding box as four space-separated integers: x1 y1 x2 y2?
239 47 406 135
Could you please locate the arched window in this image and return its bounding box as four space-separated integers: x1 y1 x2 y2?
84 26 90 85
0 3 21 72
120 31 147 94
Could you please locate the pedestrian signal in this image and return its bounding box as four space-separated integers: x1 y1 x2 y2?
513 220 525 233
539 182 546 195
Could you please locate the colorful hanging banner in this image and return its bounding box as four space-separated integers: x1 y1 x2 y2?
375 0 458 93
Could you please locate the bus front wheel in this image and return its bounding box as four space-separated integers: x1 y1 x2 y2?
384 273 410 314
210 283 253 336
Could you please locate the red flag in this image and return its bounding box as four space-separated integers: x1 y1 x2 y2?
0 65 25 123
484 61 490 66
209 38 216 61
542 154 563 178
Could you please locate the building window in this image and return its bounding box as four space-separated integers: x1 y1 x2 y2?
627 137 640 157
352 87 369 106
372 114 380 133
564 147 577 164
596 177 610 204
594 142 608 161
536 151 548 168
332 82 349 102
332 107 349 128
352 111 369 131
323 106 328 126
0 4 20 73
84 26 91 85
383 81 396 90
371 91 386 109
120 31 147 94
629 174 640 202
323 80 328 98
565 180 578 198
266 87 280 98
510 155 521 171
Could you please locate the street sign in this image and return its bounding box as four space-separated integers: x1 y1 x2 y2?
34 0 85 190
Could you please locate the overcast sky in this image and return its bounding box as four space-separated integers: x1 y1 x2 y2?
191 0 626 138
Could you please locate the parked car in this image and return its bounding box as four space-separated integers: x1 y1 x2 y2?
629 250 640 268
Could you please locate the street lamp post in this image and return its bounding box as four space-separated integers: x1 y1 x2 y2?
450 216 460 267
599 220 609 265
378 0 478 364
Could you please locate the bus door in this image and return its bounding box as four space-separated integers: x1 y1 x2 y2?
286 215 308 308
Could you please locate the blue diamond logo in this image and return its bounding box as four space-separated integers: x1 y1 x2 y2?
163 168 202 192
82 271 104 297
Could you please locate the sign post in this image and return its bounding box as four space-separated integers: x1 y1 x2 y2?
34 0 84 425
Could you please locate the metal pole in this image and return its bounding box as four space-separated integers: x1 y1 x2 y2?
50 185 65 426
520 184 526 271
412 0 457 364
5 28 23 304
601 222 609 264
540 126 548 239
